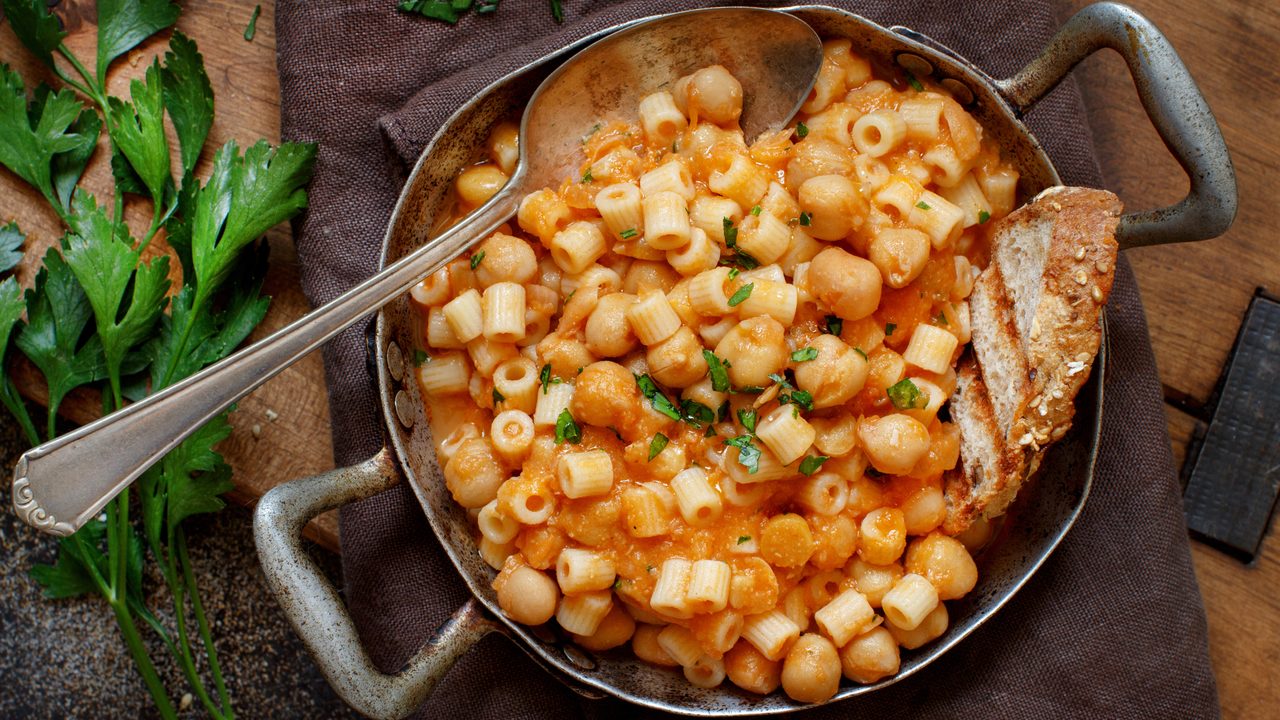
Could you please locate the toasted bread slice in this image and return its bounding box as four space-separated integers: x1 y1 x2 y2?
943 186 1122 533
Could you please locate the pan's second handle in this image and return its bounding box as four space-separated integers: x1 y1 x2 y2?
997 1 1237 248
254 449 498 720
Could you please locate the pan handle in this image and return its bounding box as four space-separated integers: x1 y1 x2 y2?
996 1 1237 248
253 448 498 720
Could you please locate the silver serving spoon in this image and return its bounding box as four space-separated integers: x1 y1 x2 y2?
12 7 823 536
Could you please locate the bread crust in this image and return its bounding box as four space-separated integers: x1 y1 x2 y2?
943 186 1122 533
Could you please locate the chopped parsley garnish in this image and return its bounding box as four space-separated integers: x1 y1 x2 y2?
978 210 991 224
727 267 740 280
866 466 886 478
581 122 601 143
413 349 430 366
619 227 638 239
728 282 754 307
680 399 716 428
791 347 818 362
737 535 752 545
780 389 814 411
470 251 485 270
750 205 762 216
725 435 761 474
539 363 562 393
635 373 680 420
737 408 757 433
825 314 843 336
885 322 897 336
798 211 812 227
554 409 581 444
580 168 593 183
722 217 738 246
613 577 624 591
703 350 731 392
796 121 809 139
915 200 931 210
887 378 925 410
935 309 950 327
492 388 504 407
648 433 669 461
550 0 563 23
854 347 868 360
906 72 925 92
717 400 730 422
799 455 830 476
671 139 679 154
244 4 261 41
768 372 793 390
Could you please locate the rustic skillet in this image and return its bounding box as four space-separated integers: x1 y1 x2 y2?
252 4 1236 718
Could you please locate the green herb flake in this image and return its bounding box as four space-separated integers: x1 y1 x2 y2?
492 388 504 407
750 205 762 216
737 408 757 433
612 577 624 591
768 372 794 390
728 282 754 307
796 121 809 139
554 409 582 444
580 168 593 183
935 309 949 327
915 200 931 210
887 378 924 410
727 267 740 280
906 72 925 92
636 373 680 420
680 399 715 428
798 211 812 227
782 389 814 412
619 227 638 239
703 350 731 392
737 535 752 545
647 433 669 461
549 0 563 22
244 5 261 41
854 347 868 361
885 322 897 336
978 210 991 224
722 217 738 246
799 455 830 476
724 435 761 474
791 347 818 363
413 349 430 366
582 122 602 144
539 363 559 393
825 314 843 336
470 250 485 270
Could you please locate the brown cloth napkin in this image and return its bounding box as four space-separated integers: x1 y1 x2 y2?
274 2 1219 717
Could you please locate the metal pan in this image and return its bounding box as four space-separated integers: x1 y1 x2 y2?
253 4 1236 718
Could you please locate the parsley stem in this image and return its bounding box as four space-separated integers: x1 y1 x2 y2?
180 529 234 718
0 376 40 446
56 44 107 109
111 601 180 720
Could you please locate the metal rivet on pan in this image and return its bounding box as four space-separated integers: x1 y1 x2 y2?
385 341 405 382
563 645 597 671
940 78 975 105
394 390 415 428
896 52 934 79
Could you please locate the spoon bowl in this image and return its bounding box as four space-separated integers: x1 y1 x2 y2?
11 7 824 538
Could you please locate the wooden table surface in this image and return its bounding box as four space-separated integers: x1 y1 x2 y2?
1 1 1275 717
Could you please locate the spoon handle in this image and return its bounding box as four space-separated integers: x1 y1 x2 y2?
12 190 518 536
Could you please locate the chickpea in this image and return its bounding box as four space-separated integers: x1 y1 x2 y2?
838 626 899 684
793 334 869 409
632 624 679 667
572 604 636 651
845 558 903 608
571 361 642 429
455 163 508 208
761 514 815 568
798 175 867 240
471 232 538 288
886 603 948 650
622 260 681 294
786 137 855 191
496 565 559 625
647 326 709 388
684 65 744 126
858 413 931 475
807 247 882 321
443 437 505 508
584 293 639 358
900 484 947 535
868 228 931 288
905 532 979 600
537 334 595 378
714 316 788 388
724 640 782 695
858 508 907 565
781 634 841 703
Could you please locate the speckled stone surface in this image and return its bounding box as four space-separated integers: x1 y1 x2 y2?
0 409 359 719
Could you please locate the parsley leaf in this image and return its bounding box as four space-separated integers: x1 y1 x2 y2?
737 408 757 433
108 62 173 209
398 0 466 23
470 250 485 270
0 67 87 211
722 217 738 246
978 209 991 224
885 322 897 336
555 409 581 444
798 211 811 227
62 194 171 401
915 200 931 210
750 204 762 216
96 0 181 80
0 273 38 444
540 363 561 393
49 104 100 212
725 435 761 474
244 5 262 42
619 228 637 239
550 0 564 22
1 0 65 69
635 373 680 420
413 349 430 366
30 519 109 599
648 433 669 461
791 347 818 362
0 222 25 272
703 350 730 392
887 378 924 409
161 32 214 177
781 389 814 411
824 315 843 336
727 267 739 280
737 535 752 545
680 399 715 428
799 455 829 476
728 282 753 307
795 121 809 139
580 168 593 183
492 388 504 407
906 72 925 92
854 347 868 360
768 372 793 390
